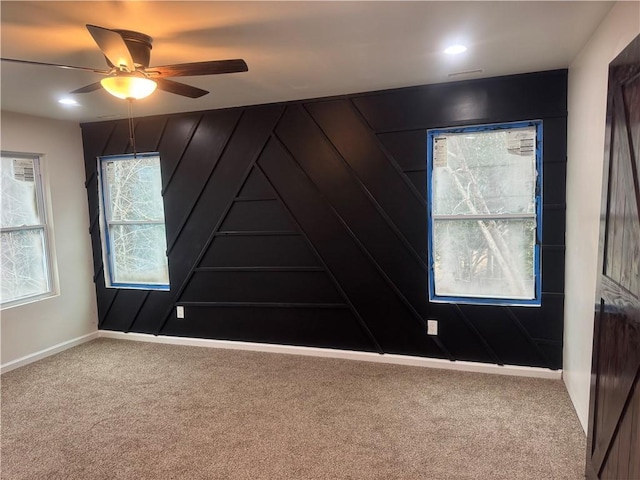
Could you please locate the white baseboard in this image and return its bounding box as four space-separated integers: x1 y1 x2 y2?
0 329 563 380
98 330 562 379
1 331 99 374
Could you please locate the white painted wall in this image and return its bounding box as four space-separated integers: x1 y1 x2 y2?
564 2 639 433
0 111 98 366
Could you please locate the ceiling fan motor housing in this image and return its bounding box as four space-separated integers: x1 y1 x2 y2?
108 30 153 69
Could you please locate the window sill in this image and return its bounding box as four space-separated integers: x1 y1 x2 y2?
1 290 59 311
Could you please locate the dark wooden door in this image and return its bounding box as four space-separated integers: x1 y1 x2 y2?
586 34 640 480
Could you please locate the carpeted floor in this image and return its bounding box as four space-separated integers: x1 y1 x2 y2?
1 338 585 480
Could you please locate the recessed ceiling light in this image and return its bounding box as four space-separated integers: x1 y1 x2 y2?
58 98 79 106
444 45 468 55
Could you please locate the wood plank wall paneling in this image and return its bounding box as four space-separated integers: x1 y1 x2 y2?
81 69 568 368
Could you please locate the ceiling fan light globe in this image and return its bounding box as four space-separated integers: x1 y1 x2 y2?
100 76 157 100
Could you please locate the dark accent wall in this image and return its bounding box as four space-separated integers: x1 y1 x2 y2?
81 70 567 369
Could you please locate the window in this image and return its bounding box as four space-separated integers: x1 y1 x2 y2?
426 121 542 306
1 153 54 307
98 153 169 290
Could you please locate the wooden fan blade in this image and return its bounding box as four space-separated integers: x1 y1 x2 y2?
147 59 248 78
86 24 135 72
0 58 109 74
69 82 103 94
155 78 209 98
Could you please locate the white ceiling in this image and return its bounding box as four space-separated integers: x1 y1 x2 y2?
1 1 613 123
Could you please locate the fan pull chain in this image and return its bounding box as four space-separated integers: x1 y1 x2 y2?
127 99 137 158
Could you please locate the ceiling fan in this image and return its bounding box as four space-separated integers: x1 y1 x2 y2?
1 24 248 100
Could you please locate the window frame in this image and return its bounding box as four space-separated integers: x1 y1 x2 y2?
1 152 55 308
426 120 543 307
98 152 170 291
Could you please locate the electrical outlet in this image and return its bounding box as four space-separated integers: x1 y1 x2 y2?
176 306 185 319
427 319 438 336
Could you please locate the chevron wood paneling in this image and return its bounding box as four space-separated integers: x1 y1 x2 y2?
82 70 568 368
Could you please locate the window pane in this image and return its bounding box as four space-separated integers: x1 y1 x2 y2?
432 219 536 300
432 127 537 216
1 156 40 228
0 229 49 303
104 156 165 222
110 224 169 285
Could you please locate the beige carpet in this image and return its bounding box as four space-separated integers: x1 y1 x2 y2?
1 338 585 480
